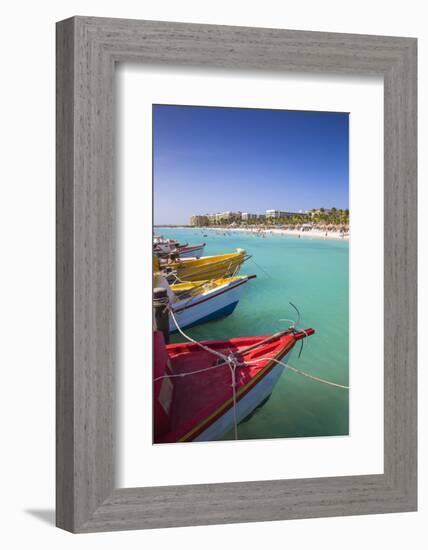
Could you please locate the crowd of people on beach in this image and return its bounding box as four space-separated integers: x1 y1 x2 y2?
202 223 349 241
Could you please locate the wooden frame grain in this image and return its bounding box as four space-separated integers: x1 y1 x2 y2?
56 16 417 533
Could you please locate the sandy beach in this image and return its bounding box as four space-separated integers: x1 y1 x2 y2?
205 226 349 241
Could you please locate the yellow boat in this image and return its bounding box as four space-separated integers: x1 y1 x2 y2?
170 276 248 298
161 248 249 282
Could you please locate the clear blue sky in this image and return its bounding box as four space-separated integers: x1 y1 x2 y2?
153 104 349 225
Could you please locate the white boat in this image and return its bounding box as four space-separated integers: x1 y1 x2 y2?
154 273 256 333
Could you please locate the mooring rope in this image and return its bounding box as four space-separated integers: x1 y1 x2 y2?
153 302 348 441
249 256 272 279
153 344 349 390
229 361 239 440
169 306 241 439
162 253 252 282
242 356 349 390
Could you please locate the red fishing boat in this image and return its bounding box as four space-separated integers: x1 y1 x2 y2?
175 243 206 258
153 327 315 443
153 237 206 259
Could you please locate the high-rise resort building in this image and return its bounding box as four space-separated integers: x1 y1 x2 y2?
190 215 209 226
241 213 266 221
216 211 242 222
241 213 258 221
266 209 296 219
191 211 271 225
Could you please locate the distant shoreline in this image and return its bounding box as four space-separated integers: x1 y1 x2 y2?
156 225 349 241
153 224 191 229
213 227 349 241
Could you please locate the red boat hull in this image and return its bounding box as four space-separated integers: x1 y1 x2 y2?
154 328 315 443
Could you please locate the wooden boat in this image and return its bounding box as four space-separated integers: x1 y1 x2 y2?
163 248 249 282
176 243 206 258
153 236 179 252
153 236 206 259
153 327 315 443
154 272 256 333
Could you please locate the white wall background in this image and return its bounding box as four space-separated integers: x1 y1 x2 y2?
0 1 425 548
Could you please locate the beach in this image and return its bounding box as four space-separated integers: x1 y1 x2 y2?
205 226 349 241
156 225 349 241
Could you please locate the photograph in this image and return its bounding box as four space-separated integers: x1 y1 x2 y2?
152 104 350 444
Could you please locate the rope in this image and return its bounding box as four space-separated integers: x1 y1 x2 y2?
153 360 229 382
244 356 349 390
154 305 348 444
168 307 243 439
282 361 349 389
166 271 186 284
229 362 238 440
249 257 272 279
153 293 170 315
154 347 349 390
169 308 234 362
163 254 252 282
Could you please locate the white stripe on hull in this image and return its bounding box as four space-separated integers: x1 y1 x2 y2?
193 351 292 442
169 281 246 331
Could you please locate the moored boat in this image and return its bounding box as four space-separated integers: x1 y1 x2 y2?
153 327 315 443
154 272 256 333
153 235 181 253
175 243 206 259
153 236 206 259
162 248 249 282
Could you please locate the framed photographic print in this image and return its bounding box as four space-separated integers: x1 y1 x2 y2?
151 104 349 445
56 16 417 532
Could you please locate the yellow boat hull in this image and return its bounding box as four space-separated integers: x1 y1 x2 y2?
171 276 244 296
170 250 247 282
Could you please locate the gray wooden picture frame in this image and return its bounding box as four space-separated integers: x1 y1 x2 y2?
56 16 417 533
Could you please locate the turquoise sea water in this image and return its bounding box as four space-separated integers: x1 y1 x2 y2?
158 227 349 441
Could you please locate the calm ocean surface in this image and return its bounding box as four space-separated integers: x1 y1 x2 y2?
157 227 349 441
